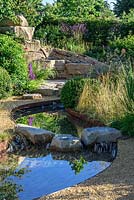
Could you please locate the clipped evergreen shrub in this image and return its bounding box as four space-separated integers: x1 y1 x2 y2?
0 67 12 99
61 78 86 108
0 34 28 94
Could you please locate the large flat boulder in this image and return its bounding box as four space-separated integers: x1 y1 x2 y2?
36 80 66 96
15 124 54 144
47 49 110 78
50 134 82 152
65 63 90 76
81 127 122 146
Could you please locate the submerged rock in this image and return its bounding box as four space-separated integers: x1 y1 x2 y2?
15 124 54 144
81 127 122 146
50 134 83 152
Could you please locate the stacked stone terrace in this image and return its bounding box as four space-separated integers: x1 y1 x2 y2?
0 15 110 97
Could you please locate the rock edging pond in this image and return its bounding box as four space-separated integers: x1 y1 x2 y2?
14 123 121 153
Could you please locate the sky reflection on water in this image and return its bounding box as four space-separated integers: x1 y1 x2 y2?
12 154 111 200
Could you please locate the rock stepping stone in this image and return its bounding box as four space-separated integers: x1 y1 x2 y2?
50 134 83 152
37 79 66 97
81 126 122 146
15 124 54 144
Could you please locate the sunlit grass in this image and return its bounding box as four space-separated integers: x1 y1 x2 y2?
77 65 134 126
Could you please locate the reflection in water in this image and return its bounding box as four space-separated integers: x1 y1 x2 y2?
16 112 78 136
0 167 27 200
10 154 111 200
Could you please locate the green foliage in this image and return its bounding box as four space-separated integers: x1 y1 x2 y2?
122 66 134 112
0 0 44 26
111 114 134 136
26 63 56 92
35 24 68 48
35 10 134 58
44 0 107 19
17 112 77 136
69 156 87 174
122 9 134 22
114 0 134 16
0 34 28 94
110 35 134 57
76 65 134 136
0 67 12 99
61 78 87 109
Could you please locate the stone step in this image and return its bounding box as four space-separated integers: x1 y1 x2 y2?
36 79 66 97
34 59 94 79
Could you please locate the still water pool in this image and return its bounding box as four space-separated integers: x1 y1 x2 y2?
7 102 117 199
10 154 111 200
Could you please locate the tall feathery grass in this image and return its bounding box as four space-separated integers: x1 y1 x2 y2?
77 65 134 129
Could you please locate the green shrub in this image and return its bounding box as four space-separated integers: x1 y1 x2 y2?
0 34 28 94
61 78 87 109
111 114 134 136
35 24 66 48
0 67 12 99
110 35 134 57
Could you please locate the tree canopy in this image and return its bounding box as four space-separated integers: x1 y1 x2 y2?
43 0 108 19
0 0 44 26
114 0 134 16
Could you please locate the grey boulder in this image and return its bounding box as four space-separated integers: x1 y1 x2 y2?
15 124 54 144
81 127 122 146
50 134 82 152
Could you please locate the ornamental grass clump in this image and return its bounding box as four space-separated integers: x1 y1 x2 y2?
77 65 134 132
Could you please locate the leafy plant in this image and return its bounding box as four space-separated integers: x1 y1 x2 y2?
0 0 44 26
25 63 56 92
110 35 134 57
114 0 134 16
0 67 12 99
0 34 28 95
43 0 106 19
69 156 87 174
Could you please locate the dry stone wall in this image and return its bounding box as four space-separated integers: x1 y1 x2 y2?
0 15 110 79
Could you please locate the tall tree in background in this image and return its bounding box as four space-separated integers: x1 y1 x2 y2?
44 0 107 19
114 0 134 16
